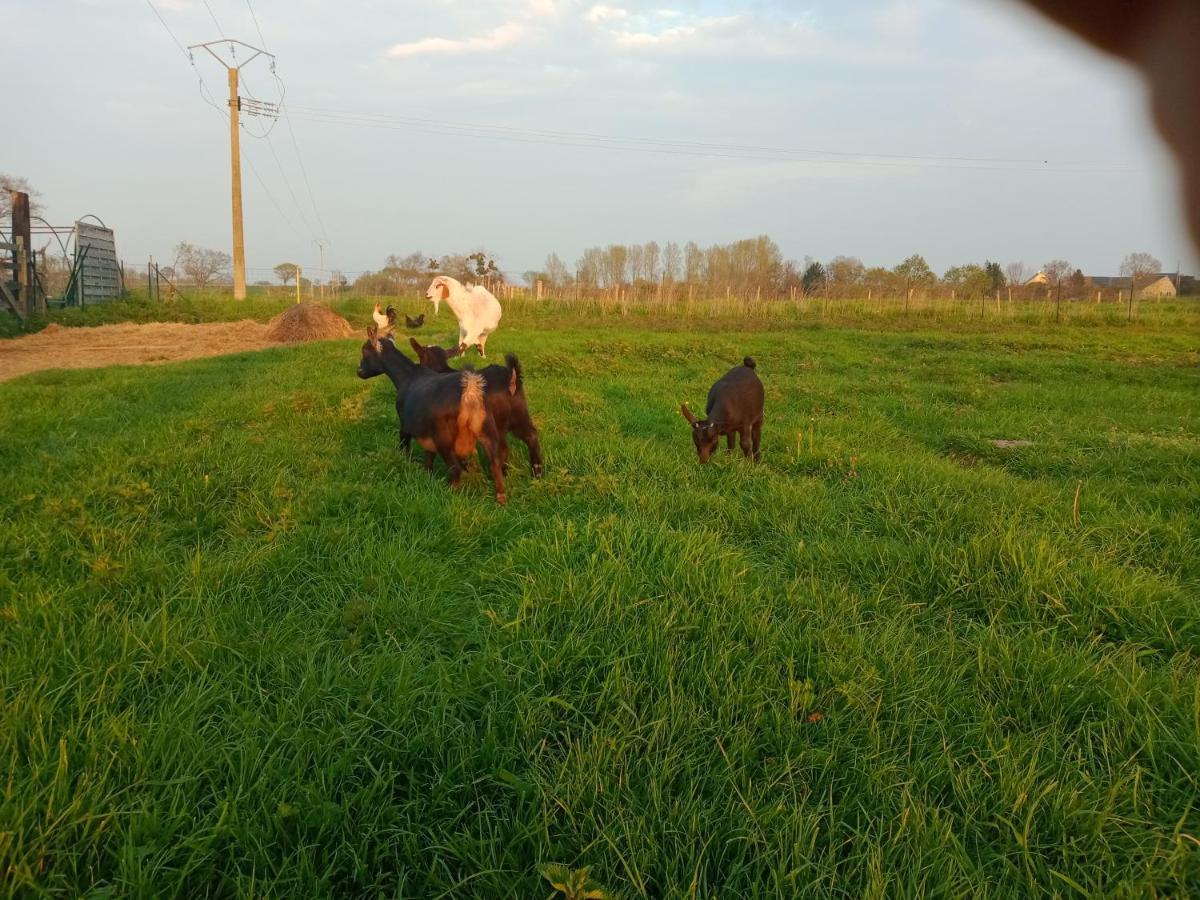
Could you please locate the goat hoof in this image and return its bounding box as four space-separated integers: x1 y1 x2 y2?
495 493 507 505
532 466 543 478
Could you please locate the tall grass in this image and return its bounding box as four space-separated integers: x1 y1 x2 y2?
4 288 1198 339
0 309 1198 897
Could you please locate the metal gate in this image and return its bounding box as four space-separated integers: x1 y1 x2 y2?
74 220 121 302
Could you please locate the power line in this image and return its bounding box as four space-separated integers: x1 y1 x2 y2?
235 0 332 258
144 0 189 56
264 129 319 239
246 0 270 52
202 0 227 40
276 86 331 247
284 104 1131 173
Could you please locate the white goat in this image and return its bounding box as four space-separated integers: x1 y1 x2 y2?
425 276 502 357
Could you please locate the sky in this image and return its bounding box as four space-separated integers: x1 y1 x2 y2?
5 0 1198 282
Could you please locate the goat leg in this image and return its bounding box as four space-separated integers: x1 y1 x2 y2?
481 418 508 504
512 420 543 478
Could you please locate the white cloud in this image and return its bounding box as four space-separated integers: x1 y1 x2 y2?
612 15 739 48
585 5 628 24
388 22 527 58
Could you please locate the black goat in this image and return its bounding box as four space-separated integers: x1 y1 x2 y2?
680 356 763 463
405 313 425 329
357 325 509 503
409 338 543 478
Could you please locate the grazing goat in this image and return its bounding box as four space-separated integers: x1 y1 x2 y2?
405 313 425 329
680 356 763 464
357 325 508 503
410 338 543 478
425 276 502 357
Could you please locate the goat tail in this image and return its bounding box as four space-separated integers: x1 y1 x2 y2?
743 356 757 369
454 371 487 459
505 353 523 395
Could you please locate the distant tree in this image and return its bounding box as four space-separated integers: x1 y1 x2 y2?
602 245 628 290
274 262 300 285
174 242 231 290
1042 259 1072 318
544 252 571 289
943 263 992 299
576 247 603 290
663 242 682 283
644 241 661 283
1042 259 1072 295
0 173 42 218
826 256 865 296
985 261 1005 292
864 266 893 297
780 260 803 297
627 244 645 284
684 241 704 284
801 260 826 295
1069 268 1086 296
1119 252 1162 299
893 254 935 298
1004 261 1028 287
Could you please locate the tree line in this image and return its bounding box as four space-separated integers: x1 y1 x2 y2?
522 237 1172 302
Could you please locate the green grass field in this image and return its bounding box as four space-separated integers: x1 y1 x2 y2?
2 299 1199 897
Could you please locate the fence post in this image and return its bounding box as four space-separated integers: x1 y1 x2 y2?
296 266 302 304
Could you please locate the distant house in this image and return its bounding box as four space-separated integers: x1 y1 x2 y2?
1024 271 1049 286
1088 273 1190 298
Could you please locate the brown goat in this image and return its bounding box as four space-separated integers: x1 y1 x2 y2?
409 338 543 478
357 325 508 503
681 356 763 463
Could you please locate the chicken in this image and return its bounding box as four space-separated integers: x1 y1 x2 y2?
371 302 390 331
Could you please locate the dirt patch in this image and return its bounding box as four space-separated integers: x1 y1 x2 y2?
991 439 1034 448
0 320 271 383
0 308 351 383
266 302 353 343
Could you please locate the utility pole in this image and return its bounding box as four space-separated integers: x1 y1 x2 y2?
188 39 277 300
313 239 326 300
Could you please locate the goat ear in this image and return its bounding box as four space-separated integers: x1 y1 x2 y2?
367 323 378 340
445 344 463 359
439 282 450 301
680 403 698 426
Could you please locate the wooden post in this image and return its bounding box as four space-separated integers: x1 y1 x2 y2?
228 67 247 300
10 191 33 317
296 265 302 304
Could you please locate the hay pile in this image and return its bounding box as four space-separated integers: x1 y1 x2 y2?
266 302 354 344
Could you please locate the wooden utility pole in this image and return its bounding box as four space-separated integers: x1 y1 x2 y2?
228 67 246 300
188 39 276 301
